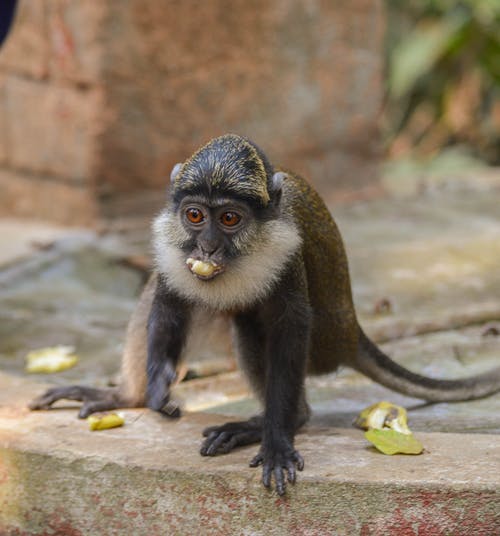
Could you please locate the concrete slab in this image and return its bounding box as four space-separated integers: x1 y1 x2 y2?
335 190 500 341
0 235 142 385
0 373 499 535
0 218 83 267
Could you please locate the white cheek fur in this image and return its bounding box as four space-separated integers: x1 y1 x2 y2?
152 210 302 311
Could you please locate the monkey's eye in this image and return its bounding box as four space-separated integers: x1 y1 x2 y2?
186 208 205 224
220 211 241 227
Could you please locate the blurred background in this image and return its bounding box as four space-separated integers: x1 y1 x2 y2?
0 0 499 385
384 0 500 185
1 0 498 226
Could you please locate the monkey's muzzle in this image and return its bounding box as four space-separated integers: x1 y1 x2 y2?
186 258 224 280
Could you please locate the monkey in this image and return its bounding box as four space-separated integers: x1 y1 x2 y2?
30 133 500 495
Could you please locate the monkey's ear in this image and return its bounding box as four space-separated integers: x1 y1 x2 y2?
170 163 183 183
270 172 285 205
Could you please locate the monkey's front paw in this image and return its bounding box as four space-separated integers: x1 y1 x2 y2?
200 417 262 456
249 442 304 496
146 363 180 417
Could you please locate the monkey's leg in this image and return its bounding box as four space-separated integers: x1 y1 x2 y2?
29 386 126 419
200 309 267 455
199 312 310 456
200 308 310 457
249 272 311 495
201 280 312 496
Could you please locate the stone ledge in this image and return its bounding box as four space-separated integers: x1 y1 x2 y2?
0 373 499 535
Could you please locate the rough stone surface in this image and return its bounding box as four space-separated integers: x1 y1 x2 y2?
47 0 106 85
337 190 500 342
0 219 79 267
0 169 98 226
0 1 49 80
0 373 499 536
4 76 101 183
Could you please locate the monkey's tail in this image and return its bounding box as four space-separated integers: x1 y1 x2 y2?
352 328 500 402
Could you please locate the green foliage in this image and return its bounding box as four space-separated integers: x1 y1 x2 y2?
384 0 500 163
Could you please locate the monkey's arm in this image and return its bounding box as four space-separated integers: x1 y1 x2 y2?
250 264 312 495
146 276 191 414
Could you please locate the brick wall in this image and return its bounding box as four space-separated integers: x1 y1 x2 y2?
0 0 384 225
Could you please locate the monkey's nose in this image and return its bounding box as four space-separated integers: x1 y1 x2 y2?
200 243 219 256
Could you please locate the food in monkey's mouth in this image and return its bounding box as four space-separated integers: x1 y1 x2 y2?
186 258 223 279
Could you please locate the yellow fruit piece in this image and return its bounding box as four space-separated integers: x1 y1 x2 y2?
354 401 411 435
186 258 217 277
364 429 424 455
25 346 79 374
88 413 125 431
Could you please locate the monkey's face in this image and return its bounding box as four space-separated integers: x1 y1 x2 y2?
152 191 301 310
177 195 257 281
152 134 302 309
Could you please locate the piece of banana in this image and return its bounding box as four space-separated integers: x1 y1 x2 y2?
186 258 218 277
25 346 79 374
87 412 125 431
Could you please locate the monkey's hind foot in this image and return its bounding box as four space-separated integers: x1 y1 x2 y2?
250 441 304 496
200 416 262 456
28 386 125 419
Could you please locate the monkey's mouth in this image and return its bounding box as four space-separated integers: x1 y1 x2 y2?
186 258 225 281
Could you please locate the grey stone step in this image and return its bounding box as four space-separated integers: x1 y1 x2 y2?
1 372 499 535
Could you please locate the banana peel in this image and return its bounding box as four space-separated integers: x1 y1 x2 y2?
355 400 411 434
364 429 423 455
355 401 423 455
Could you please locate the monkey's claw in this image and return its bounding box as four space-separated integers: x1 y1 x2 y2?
28 386 121 418
146 362 177 413
250 445 304 496
200 418 262 456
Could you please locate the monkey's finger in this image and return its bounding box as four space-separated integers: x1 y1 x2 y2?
147 389 171 412
28 386 89 409
249 452 264 467
286 461 297 484
262 463 272 488
200 431 225 456
220 431 259 454
274 466 286 496
200 437 215 456
293 451 305 471
202 425 221 437
159 400 181 419
204 431 231 456
219 435 240 454
28 394 55 410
